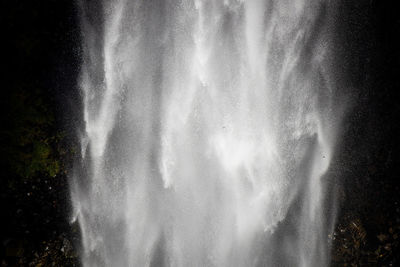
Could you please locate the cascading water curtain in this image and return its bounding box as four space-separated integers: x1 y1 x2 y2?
71 0 345 266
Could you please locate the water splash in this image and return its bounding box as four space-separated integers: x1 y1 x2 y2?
71 0 344 266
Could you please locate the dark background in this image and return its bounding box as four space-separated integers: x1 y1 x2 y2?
1 0 399 266
1 0 81 265
328 1 400 265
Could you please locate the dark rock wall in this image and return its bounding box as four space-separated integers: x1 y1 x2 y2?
331 0 400 266
1 0 81 265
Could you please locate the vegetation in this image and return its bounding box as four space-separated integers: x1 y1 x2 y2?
1 0 80 265
0 86 80 266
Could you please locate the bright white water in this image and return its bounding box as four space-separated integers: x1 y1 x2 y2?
71 0 344 266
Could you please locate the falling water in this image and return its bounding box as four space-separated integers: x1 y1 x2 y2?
71 0 344 266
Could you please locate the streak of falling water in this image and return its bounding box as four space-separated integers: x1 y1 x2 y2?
71 0 345 266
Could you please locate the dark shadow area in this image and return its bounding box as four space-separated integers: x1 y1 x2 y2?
330 0 400 265
1 0 81 265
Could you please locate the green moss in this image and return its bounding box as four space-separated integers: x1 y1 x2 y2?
2 87 64 180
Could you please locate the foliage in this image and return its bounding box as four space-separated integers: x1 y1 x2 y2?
2 88 64 180
331 213 400 267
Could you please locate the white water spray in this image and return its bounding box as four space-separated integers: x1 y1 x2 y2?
72 0 343 266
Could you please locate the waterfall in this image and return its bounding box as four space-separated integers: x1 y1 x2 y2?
71 0 344 266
